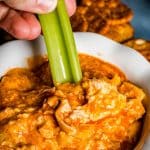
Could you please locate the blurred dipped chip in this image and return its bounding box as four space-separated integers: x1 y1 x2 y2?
105 3 133 26
102 23 134 42
124 39 150 62
71 0 134 42
70 6 109 34
81 0 120 8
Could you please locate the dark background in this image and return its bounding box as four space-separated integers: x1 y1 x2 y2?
122 0 150 40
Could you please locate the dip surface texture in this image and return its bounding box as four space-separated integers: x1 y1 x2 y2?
0 54 145 150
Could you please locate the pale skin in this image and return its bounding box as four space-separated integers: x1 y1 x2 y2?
0 0 76 40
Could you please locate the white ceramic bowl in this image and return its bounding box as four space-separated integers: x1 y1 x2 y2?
0 32 150 149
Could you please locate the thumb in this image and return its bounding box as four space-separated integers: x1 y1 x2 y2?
2 0 57 14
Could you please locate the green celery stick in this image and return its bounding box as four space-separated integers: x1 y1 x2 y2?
38 0 82 85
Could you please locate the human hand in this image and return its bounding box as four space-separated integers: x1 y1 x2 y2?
0 0 76 40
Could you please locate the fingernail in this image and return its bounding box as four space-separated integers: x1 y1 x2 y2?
37 0 57 13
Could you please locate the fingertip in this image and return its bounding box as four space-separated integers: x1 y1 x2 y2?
21 13 41 40
27 22 41 40
69 5 76 16
0 9 41 40
12 20 41 40
0 9 31 40
65 0 76 16
10 17 30 40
